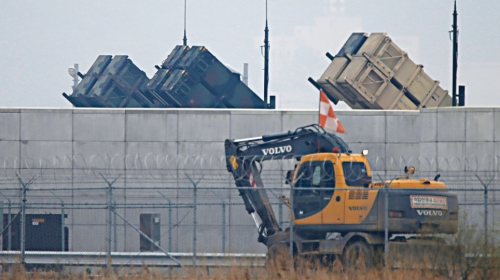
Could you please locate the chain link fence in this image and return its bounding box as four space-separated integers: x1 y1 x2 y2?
0 154 499 265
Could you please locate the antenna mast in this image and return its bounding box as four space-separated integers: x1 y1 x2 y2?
452 0 458 106
263 0 270 108
183 0 188 46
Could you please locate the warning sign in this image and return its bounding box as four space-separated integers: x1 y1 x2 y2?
32 218 45 226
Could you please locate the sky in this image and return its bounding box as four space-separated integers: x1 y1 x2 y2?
1 0 499 109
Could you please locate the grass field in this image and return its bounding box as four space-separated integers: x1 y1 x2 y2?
3 219 499 279
0 266 453 280
2 256 500 280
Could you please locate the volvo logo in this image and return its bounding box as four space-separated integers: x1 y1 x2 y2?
261 145 292 155
417 210 443 216
349 206 367 211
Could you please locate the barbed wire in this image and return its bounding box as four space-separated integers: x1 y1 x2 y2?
0 154 497 204
0 187 498 208
2 153 500 171
1 154 499 181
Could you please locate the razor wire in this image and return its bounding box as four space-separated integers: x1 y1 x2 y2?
2 153 500 171
0 152 498 208
1 154 500 188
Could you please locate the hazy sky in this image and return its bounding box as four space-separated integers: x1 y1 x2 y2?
1 0 499 109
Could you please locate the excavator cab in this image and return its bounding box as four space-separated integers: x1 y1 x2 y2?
290 152 374 232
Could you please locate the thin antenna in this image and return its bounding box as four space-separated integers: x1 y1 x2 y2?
263 0 270 108
451 0 458 106
73 63 79 90
183 0 187 46
243 63 249 86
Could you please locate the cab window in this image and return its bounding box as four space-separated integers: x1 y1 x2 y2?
295 161 335 195
342 162 367 186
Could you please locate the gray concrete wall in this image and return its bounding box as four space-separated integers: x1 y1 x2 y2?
4 107 499 172
0 107 498 253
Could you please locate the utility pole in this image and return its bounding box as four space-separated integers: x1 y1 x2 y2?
263 0 270 108
183 0 188 46
452 0 458 106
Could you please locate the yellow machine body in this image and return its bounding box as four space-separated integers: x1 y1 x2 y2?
290 153 457 236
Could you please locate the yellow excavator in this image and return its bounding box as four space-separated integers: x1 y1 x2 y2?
225 124 458 266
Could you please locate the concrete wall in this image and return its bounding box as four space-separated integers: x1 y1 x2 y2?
0 107 498 253
4 107 499 172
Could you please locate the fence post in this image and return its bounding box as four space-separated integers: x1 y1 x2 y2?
288 173 307 258
16 175 35 266
49 191 65 251
107 182 112 267
186 174 203 268
193 181 197 267
484 184 488 244
158 191 173 252
168 201 172 252
377 174 396 267
114 201 117 252
62 202 65 251
208 189 227 253
0 191 12 251
384 180 389 266
106 181 112 270
100 173 121 270
475 174 495 246
20 181 27 265
222 201 226 252
289 190 294 257
7 200 11 251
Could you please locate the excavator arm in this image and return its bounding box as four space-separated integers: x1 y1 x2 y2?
224 124 349 244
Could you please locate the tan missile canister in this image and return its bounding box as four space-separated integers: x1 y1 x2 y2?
317 32 453 110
